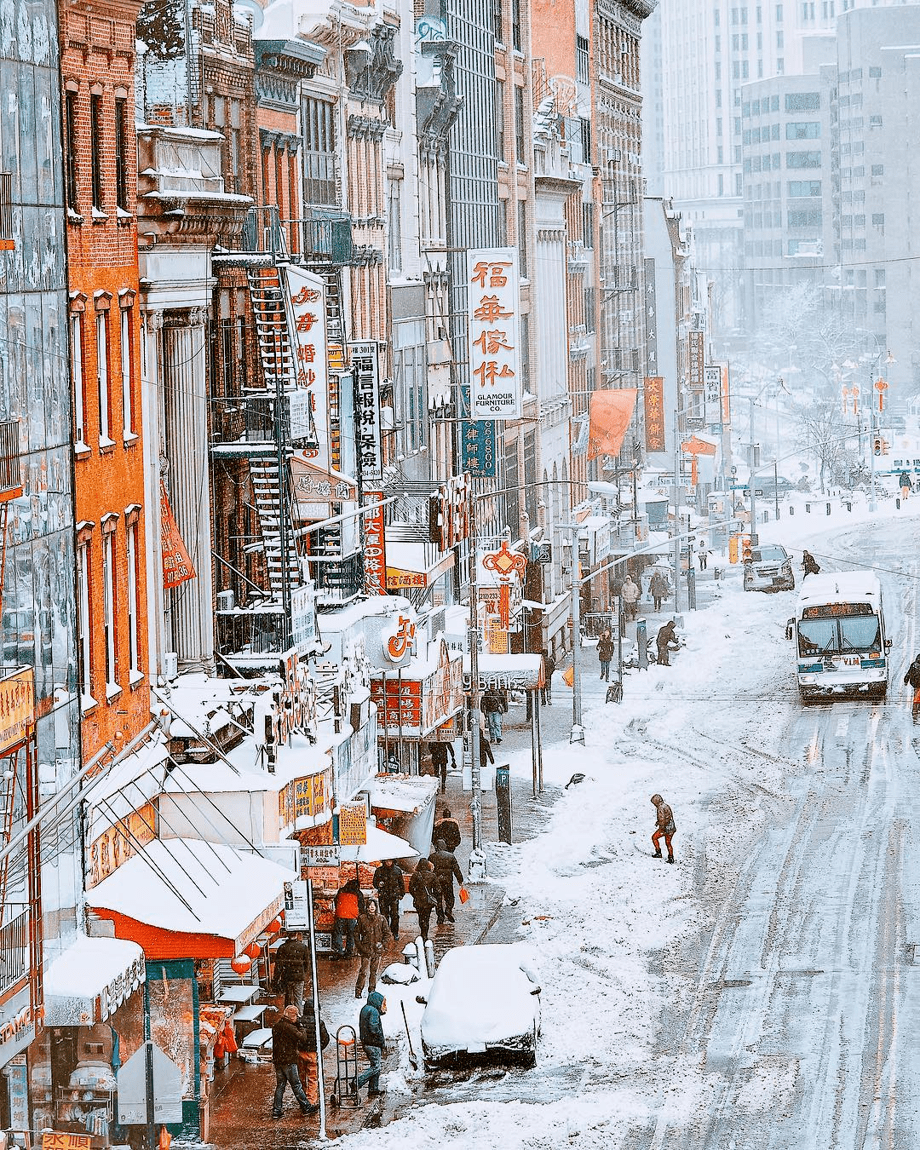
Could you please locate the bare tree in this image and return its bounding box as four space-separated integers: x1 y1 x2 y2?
792 397 856 493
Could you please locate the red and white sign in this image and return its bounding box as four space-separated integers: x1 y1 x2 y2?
285 265 328 460
468 248 521 420
363 491 387 596
160 482 196 590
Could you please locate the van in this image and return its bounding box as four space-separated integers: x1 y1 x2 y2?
744 543 795 593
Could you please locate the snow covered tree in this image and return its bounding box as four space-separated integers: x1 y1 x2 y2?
137 0 185 61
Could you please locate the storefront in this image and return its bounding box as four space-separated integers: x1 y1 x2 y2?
462 653 547 794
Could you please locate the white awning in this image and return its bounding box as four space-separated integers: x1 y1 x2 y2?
367 773 439 814
44 935 146 1025
87 839 295 955
461 653 545 690
340 825 418 863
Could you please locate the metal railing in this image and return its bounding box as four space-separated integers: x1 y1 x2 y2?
0 906 30 997
210 395 275 446
235 206 354 265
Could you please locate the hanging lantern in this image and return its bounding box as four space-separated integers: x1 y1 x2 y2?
266 918 282 935
230 954 252 976
244 942 261 961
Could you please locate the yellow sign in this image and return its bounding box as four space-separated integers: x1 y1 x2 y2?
43 1134 93 1150
0 669 34 755
338 802 367 846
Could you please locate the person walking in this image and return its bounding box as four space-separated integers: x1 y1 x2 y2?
355 991 387 1100
432 807 462 853
904 652 920 716
479 723 495 770
331 877 364 960
482 687 508 743
430 838 464 924
541 651 555 705
899 470 913 500
428 740 456 793
408 858 439 942
621 575 640 621
649 570 670 612
297 999 330 1107
650 793 676 863
271 1006 317 1118
698 548 709 571
656 620 680 666
372 859 405 942
273 931 309 1013
354 898 390 998
801 550 820 577
597 629 615 681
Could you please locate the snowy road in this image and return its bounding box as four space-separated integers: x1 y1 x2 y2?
339 503 920 1150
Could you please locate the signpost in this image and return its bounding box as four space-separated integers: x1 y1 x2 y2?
117 1039 183 1150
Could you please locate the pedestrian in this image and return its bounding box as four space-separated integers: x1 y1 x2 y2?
297 998 330 1107
428 740 456 793
904 652 920 715
698 548 709 571
597 629 615 681
649 570 670 612
271 1005 317 1118
479 727 495 769
621 575 640 620
331 877 364 960
432 807 462 853
372 858 405 942
408 858 439 941
900 470 912 500
354 898 390 998
656 619 679 666
430 837 464 924
541 650 555 705
354 991 387 1100
650 793 676 863
801 549 820 577
482 687 508 743
273 931 309 1013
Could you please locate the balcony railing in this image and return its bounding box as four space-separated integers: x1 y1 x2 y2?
0 907 30 999
210 395 275 448
234 206 354 265
0 420 21 498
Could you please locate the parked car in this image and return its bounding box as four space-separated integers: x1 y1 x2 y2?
755 475 796 500
744 543 795 593
417 944 541 1069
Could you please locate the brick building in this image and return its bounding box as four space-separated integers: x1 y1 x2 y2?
59 0 151 762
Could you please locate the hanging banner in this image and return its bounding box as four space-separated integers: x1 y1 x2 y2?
351 341 382 482
587 389 638 460
704 365 723 427
285 265 328 457
363 490 387 596
688 331 705 390
160 482 196 590
644 376 665 451
468 248 521 420
0 668 33 756
461 418 497 478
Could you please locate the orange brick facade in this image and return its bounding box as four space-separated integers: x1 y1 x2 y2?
59 0 150 764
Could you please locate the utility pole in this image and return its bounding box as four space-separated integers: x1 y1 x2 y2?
467 494 485 876
568 524 584 744
868 375 877 514
749 397 758 544
672 411 681 612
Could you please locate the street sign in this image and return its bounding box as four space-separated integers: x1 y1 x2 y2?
116 1041 183 1125
729 484 749 491
303 845 340 868
754 489 764 497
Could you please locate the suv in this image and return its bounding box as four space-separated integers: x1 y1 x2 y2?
755 475 796 500
744 543 795 593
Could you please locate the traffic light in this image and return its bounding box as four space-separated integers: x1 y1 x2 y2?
741 535 753 564
873 437 882 456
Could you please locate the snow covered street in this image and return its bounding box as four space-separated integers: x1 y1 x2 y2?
334 495 920 1148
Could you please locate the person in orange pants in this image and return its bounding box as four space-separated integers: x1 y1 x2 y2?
297 999 329 1105
650 794 676 863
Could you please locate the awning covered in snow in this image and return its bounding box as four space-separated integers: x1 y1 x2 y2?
367 773 439 815
339 824 418 863
461 652 545 691
87 839 295 959
44 934 146 1025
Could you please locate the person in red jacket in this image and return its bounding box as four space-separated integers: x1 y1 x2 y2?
650 793 676 863
331 877 365 959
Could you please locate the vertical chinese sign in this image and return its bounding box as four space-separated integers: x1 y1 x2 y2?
160 481 196 590
703 365 723 427
644 376 665 451
351 342 382 482
363 491 387 596
468 248 521 419
285 265 328 464
687 330 704 391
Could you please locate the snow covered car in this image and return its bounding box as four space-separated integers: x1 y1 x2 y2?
743 543 795 593
417 944 541 1069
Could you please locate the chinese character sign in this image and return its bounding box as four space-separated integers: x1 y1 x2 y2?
703 365 722 427
362 491 387 596
160 482 196 591
468 248 521 420
644 376 665 452
351 342 382 481
461 418 496 477
688 330 704 391
285 265 328 458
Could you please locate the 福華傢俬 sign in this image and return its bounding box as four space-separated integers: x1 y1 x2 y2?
468 248 521 420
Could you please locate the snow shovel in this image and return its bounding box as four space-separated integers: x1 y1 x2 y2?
401 1000 418 1070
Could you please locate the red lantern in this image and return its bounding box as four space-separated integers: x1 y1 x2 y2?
230 954 252 976
244 942 261 961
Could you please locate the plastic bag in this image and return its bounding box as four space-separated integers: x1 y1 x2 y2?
458 886 470 905
561 665 575 688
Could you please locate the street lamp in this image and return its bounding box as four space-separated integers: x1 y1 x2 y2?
865 347 895 513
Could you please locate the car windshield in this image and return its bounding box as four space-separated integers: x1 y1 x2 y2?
751 546 787 563
798 616 881 656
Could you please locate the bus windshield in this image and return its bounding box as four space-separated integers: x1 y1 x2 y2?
798 615 881 656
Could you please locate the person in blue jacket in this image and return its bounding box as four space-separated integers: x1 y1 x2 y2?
355 991 387 1099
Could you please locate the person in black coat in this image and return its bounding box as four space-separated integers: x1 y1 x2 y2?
905 653 920 715
656 620 679 666
273 932 309 1013
541 651 556 705
271 1006 315 1118
408 858 439 941
430 839 464 924
428 740 456 793
355 991 387 1098
432 808 461 853
372 859 405 941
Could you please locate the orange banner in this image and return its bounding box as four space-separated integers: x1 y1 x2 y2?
160 482 196 590
0 669 34 756
644 377 665 451
588 389 638 461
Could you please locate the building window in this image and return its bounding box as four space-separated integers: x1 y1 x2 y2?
514 86 526 164
788 180 821 196
102 530 117 690
90 93 104 212
120 306 135 438
580 117 591 164
786 121 820 139
785 92 820 112
518 200 528 277
65 90 79 212
582 202 594 248
126 520 141 678
512 0 522 51
576 35 589 83
493 0 503 42
387 180 402 273
584 286 596 332
496 80 506 160
78 543 93 701
71 312 87 447
96 312 112 443
788 208 821 226
114 97 129 212
786 150 821 169
303 98 337 205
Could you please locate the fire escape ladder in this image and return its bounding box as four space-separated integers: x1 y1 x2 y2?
0 748 20 908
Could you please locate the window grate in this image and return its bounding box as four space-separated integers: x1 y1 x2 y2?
0 172 13 248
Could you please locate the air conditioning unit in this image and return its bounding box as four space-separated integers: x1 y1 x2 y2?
163 651 178 681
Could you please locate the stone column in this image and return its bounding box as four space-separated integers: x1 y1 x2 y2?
163 307 214 672
140 309 168 677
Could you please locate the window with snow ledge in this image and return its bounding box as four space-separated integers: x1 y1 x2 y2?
80 693 98 714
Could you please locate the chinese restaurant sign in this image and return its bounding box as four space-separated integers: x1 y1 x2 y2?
362 491 387 596
704 365 723 427
644 376 665 452
0 668 33 756
468 248 521 420
285 265 328 458
688 331 705 391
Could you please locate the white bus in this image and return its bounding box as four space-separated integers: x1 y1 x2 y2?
793 571 890 702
